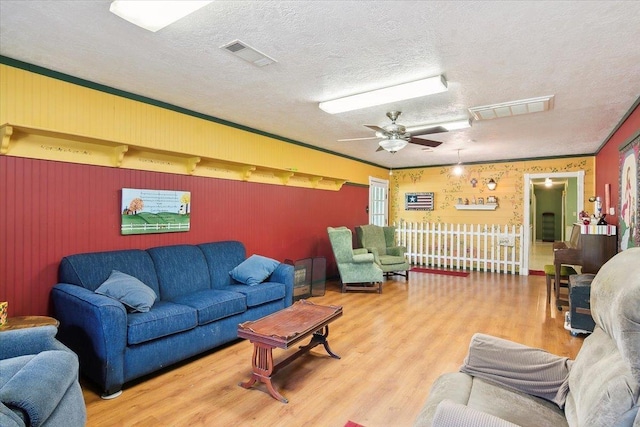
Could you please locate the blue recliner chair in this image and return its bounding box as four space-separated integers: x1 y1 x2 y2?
0 325 86 427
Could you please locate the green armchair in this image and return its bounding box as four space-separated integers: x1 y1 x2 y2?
355 224 410 280
327 227 384 293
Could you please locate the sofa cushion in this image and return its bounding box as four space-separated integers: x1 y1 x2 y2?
221 281 285 307
126 301 197 345
95 270 157 313
198 241 247 289
432 400 519 427
460 333 571 408
229 254 279 285
58 249 160 296
147 245 211 300
171 290 246 325
417 373 567 427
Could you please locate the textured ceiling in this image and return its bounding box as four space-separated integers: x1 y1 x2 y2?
1 1 639 169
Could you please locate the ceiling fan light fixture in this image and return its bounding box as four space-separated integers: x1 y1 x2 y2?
379 137 409 153
319 75 447 114
109 0 212 32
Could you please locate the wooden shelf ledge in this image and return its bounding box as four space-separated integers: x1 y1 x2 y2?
0 123 348 190
455 203 498 211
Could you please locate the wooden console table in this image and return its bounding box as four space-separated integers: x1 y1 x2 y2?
237 300 343 403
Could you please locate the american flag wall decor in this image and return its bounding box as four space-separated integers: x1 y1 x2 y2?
405 192 434 211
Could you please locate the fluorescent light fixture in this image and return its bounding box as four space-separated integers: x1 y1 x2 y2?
319 75 448 114
110 1 212 32
468 95 554 121
379 137 409 153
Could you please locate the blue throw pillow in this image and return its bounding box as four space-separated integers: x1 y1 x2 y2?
95 270 157 312
229 255 279 286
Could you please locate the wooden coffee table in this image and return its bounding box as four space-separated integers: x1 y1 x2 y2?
237 299 343 403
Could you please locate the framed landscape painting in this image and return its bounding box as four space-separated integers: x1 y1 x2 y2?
619 132 640 251
121 188 191 235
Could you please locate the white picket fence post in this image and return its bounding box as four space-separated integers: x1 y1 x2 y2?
395 221 524 275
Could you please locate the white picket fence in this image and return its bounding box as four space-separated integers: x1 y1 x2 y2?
395 221 524 274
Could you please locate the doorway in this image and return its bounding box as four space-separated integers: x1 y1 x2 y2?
369 177 389 226
522 171 584 274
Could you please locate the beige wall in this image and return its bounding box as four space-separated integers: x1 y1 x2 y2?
390 157 594 226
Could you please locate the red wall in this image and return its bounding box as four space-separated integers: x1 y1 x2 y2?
595 102 640 226
0 156 368 316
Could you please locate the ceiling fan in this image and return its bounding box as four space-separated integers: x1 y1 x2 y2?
340 111 469 153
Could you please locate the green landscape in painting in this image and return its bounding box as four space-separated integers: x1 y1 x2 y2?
121 212 190 235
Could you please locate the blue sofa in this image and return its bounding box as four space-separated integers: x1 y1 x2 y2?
0 325 86 427
51 241 294 398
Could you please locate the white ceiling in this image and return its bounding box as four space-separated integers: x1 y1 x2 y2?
1 1 639 169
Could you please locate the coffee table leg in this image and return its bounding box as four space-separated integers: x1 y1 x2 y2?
239 342 289 403
301 326 341 359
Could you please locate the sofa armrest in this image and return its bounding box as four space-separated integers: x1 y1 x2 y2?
460 333 572 408
432 400 520 427
270 263 294 306
0 326 69 360
0 402 23 427
51 283 128 394
0 350 79 427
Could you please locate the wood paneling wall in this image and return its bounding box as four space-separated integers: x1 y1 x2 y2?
0 156 368 316
595 101 640 227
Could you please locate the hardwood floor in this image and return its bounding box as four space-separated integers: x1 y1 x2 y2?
81 271 584 427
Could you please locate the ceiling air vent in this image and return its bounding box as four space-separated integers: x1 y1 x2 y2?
468 95 554 121
220 40 277 67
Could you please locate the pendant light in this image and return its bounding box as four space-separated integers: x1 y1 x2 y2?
453 149 463 176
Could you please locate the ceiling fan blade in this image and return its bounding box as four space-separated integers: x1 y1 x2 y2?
409 137 443 148
408 125 449 136
338 136 378 142
364 125 388 134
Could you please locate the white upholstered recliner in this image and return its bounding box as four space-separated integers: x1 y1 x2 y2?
414 248 640 427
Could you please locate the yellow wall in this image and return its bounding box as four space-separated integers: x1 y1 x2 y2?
0 64 387 188
390 157 594 226
0 63 595 210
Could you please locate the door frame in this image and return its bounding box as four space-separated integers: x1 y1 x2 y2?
522 171 585 274
369 177 389 226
